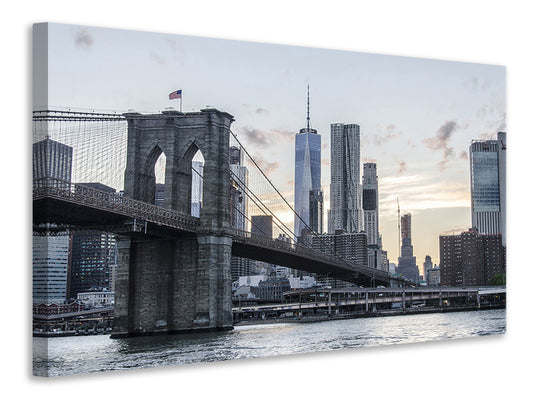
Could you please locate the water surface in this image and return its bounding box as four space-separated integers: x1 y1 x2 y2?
33 309 505 376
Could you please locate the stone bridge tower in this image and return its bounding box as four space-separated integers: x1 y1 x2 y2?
112 108 235 337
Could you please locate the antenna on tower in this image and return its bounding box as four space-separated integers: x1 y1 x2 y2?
307 84 310 131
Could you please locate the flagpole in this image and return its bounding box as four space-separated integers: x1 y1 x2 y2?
180 95 182 113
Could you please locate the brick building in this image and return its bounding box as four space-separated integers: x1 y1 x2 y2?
439 228 505 286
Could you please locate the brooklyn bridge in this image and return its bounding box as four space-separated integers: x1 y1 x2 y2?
33 108 408 337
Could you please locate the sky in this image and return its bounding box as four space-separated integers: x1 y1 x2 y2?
43 22 506 269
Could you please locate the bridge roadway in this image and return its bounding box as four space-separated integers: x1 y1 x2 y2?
33 179 395 286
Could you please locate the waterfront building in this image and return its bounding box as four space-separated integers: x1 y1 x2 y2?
380 245 389 272
397 213 419 284
32 138 73 304
469 134 506 244
294 87 322 239
250 277 291 301
439 228 505 287
76 290 115 307
388 262 397 275
328 123 362 234
423 255 433 280
426 267 441 286
288 275 317 289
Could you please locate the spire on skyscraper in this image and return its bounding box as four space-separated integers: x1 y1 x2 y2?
307 84 310 132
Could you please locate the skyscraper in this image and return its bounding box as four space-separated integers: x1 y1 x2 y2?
397 213 419 283
423 255 433 281
32 138 73 304
309 189 324 234
362 163 381 268
251 215 273 239
33 137 73 186
229 147 249 233
294 86 322 239
469 135 506 243
497 131 506 246
68 183 117 299
328 123 361 234
229 146 253 281
362 163 379 245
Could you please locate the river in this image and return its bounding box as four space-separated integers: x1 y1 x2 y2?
33 308 505 377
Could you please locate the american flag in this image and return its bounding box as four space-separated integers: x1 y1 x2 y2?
169 90 182 100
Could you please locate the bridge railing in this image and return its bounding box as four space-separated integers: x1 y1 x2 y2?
33 178 200 231
229 228 389 278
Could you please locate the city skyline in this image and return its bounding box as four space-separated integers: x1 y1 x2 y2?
42 23 506 266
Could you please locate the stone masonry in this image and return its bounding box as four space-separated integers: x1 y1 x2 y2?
111 109 234 337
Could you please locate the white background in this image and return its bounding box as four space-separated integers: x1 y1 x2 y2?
2 1 531 398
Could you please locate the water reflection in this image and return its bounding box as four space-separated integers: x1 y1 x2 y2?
34 309 505 377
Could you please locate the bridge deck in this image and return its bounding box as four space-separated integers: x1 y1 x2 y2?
33 179 397 285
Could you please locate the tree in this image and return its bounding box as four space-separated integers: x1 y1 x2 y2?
489 273 506 286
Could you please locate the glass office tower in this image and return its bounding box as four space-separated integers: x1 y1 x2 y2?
470 138 504 240
294 88 321 239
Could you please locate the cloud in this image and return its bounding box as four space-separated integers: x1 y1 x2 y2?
238 126 293 147
150 52 165 65
497 112 507 131
373 130 403 146
252 155 280 175
397 160 407 174
478 132 496 140
75 28 93 50
477 105 488 119
459 150 468 160
423 121 458 151
463 77 479 91
255 108 269 114
379 174 470 218
423 120 460 170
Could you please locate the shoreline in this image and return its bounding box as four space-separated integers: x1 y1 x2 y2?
234 304 506 327
33 305 505 337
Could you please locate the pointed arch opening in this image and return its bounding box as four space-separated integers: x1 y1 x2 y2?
191 150 204 217
140 143 167 207
154 152 166 207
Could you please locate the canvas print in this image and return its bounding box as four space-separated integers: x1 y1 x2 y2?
32 22 506 377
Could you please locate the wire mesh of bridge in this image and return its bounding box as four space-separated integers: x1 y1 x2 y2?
32 108 394 284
